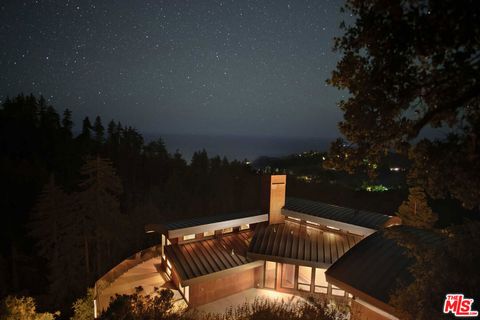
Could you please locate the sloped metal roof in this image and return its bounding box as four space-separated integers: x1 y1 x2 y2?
247 221 362 267
284 197 392 230
325 226 443 305
163 210 263 230
164 231 258 285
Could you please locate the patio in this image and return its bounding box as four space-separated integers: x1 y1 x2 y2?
96 257 188 313
192 288 309 315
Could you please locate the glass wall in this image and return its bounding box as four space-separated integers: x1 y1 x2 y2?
298 266 312 291
332 285 345 296
265 261 276 289
263 263 343 297
314 268 328 294
281 263 295 288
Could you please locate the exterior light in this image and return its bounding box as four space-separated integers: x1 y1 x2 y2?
326 225 340 231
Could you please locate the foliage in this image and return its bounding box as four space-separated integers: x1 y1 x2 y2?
70 288 95 320
194 298 349 320
328 0 480 209
100 288 349 320
29 176 85 308
397 187 437 228
0 296 59 320
388 222 480 319
361 183 388 192
100 286 177 320
77 156 126 279
1 94 260 313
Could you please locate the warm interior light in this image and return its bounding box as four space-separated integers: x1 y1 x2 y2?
326 225 340 231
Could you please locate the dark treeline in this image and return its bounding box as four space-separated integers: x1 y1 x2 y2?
0 94 260 316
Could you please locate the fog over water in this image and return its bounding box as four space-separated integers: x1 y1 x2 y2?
144 133 333 162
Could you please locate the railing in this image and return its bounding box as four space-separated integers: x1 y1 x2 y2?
93 244 163 315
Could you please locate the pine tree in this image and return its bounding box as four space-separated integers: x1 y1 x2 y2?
397 187 438 229
29 176 85 307
77 157 125 277
93 116 105 146
62 109 73 136
30 177 68 272
81 117 92 139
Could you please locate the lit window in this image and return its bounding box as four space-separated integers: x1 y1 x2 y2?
239 224 250 230
298 266 312 292
332 285 345 296
183 234 195 241
281 264 295 289
184 285 190 302
166 259 172 277
306 220 320 226
222 227 233 234
167 239 171 245
265 261 276 289
203 230 215 237
314 268 328 294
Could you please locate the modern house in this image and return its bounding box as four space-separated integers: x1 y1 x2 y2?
94 174 404 319
326 226 442 320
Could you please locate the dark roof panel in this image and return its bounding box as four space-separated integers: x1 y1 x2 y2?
284 197 392 230
164 231 253 282
247 222 362 267
163 210 263 231
325 226 443 304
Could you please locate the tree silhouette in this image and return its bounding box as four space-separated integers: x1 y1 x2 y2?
328 0 480 209
29 176 85 308
61 109 73 137
93 116 105 150
77 157 125 277
397 187 437 229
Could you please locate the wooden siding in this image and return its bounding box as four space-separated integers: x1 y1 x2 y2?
189 266 263 307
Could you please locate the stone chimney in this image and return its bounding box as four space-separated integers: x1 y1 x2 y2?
261 174 286 224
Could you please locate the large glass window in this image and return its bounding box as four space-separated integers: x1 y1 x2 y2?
281 264 295 289
314 268 328 294
265 261 276 289
298 266 312 292
332 285 345 296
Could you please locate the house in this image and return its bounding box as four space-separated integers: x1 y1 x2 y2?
326 226 442 320
94 174 402 318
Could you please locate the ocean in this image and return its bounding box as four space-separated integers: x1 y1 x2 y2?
144 133 333 162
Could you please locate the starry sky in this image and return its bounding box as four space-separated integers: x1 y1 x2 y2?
1 0 349 138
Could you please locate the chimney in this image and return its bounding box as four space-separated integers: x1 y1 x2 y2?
262 174 286 224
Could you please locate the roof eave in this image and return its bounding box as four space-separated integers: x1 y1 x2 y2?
325 273 399 317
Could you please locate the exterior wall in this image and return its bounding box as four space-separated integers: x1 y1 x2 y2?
262 175 286 225
188 266 263 307
351 299 398 320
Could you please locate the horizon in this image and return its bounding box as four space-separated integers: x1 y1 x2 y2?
0 0 350 138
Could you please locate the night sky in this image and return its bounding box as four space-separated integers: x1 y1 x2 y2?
1 0 349 138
